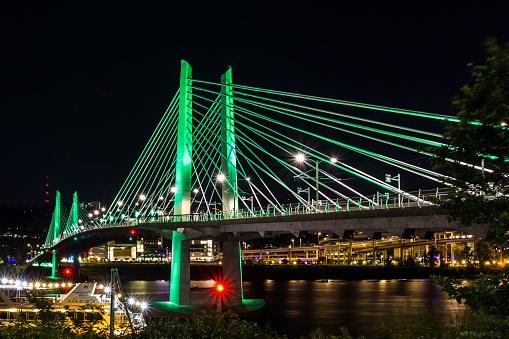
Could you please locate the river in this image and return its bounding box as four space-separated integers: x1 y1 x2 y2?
122 279 463 338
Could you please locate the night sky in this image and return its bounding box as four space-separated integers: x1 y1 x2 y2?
1 1 509 206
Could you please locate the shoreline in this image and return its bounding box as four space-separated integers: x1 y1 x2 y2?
68 263 481 282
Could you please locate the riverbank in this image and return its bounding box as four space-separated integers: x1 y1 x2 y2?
71 263 481 282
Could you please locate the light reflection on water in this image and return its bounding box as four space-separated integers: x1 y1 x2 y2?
123 279 464 339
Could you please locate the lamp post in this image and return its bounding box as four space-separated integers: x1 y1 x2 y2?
296 154 337 211
385 174 401 207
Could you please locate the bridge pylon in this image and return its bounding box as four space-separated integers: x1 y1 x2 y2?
174 60 193 217
220 66 238 216
44 190 61 248
169 231 190 305
222 233 243 304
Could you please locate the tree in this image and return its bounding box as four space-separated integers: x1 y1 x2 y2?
430 39 509 320
427 39 509 244
433 273 509 319
473 239 493 268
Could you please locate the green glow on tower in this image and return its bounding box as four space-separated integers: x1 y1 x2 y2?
220 67 238 215
239 241 243 301
64 191 79 235
53 191 61 245
170 230 186 304
175 60 193 216
51 250 57 279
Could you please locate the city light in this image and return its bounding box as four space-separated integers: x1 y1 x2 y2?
217 173 225 182
295 153 305 162
140 302 148 310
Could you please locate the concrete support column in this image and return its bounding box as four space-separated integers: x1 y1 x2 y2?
222 233 243 304
337 242 341 265
348 239 353 264
401 238 404 260
372 239 376 264
170 231 190 305
51 250 57 279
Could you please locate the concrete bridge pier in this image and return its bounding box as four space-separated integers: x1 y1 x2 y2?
170 231 190 305
222 233 243 304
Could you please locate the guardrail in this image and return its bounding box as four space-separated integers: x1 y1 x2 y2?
48 188 449 246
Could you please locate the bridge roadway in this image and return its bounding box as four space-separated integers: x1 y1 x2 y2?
48 204 486 254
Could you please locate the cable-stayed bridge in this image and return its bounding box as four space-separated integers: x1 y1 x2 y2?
37 60 487 307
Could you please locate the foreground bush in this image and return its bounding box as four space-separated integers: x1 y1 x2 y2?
132 311 284 339
377 308 509 339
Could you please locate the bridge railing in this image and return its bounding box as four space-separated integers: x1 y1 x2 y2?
48 188 448 246
95 188 448 226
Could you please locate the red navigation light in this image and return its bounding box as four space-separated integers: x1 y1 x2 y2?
45 249 49 253
216 284 224 292
63 267 72 275
130 230 135 235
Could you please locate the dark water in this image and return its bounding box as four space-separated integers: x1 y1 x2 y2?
123 279 463 339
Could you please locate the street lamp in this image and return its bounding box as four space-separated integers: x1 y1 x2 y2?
385 174 401 206
296 154 338 209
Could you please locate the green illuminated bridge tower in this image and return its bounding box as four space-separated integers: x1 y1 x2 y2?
171 61 242 306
